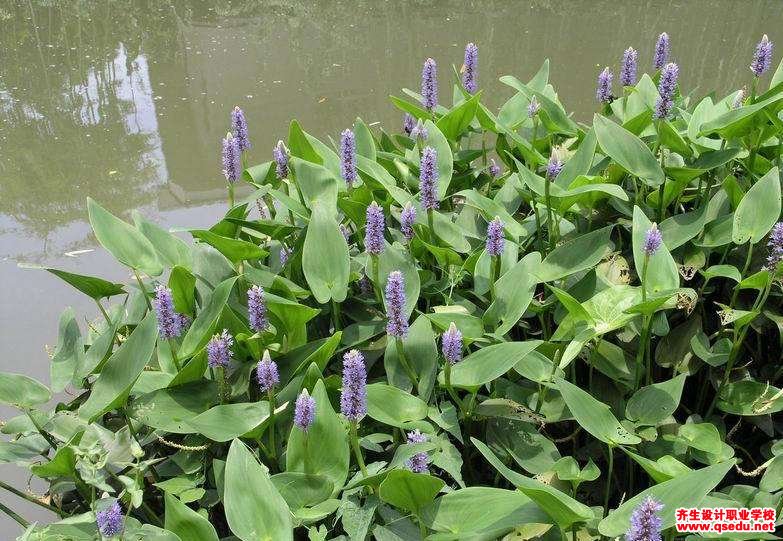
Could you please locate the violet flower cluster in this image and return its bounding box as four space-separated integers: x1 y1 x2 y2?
231 106 250 151
441 322 463 364
421 58 438 110
340 349 367 421
221 132 241 183
294 390 315 431
404 429 429 473
385 271 409 338
153 285 187 339
340 128 357 187
207 329 233 368
653 33 670 70
273 140 288 179
751 34 773 77
462 42 478 94
256 350 279 393
486 217 505 257
625 497 664 541
653 62 679 119
365 201 385 255
96 500 124 538
400 202 416 241
596 67 613 103
247 285 269 333
643 224 663 256
620 47 638 87
419 146 439 210
766 222 783 271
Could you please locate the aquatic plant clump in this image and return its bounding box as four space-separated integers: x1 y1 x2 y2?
4 32 783 541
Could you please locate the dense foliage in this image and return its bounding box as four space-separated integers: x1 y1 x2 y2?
3 34 783 541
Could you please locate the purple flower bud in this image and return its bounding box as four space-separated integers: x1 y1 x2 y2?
207 329 233 368
400 202 416 241
653 33 670 70
766 222 783 271
294 390 316 431
340 223 352 243
625 497 664 541
547 154 564 180
247 285 269 333
340 128 357 187
653 62 679 119
364 201 385 255
403 113 415 135
96 500 123 538
340 349 367 421
489 158 501 178
256 350 279 393
231 106 250 151
221 132 241 183
462 42 478 94
419 146 439 211
404 430 429 473
596 67 613 103
410 119 429 141
732 88 747 109
441 322 463 364
527 95 541 118
385 271 409 339
273 140 288 179
643 224 663 256
620 47 638 87
751 34 773 77
153 285 185 340
486 217 505 257
280 245 292 266
421 58 438 111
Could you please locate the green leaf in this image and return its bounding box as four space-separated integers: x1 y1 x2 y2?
626 374 686 425
271 472 333 510
178 277 237 360
732 166 781 244
49 309 84 392
164 492 219 541
366 383 429 427
593 115 665 187
379 470 444 515
288 120 322 165
633 206 679 293
354 117 376 160
87 198 162 275
535 226 614 282
484 252 539 334
556 377 641 445
286 380 350 495
44 268 125 300
443 341 542 389
598 461 734 537
422 120 454 198
190 230 266 263
186 402 272 442
128 382 215 433
225 439 293 541
79 313 158 421
436 93 480 141
134 212 192 269
302 204 350 304
0 373 51 408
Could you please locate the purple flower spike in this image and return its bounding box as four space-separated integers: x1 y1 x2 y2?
404 430 429 473
247 285 270 333
273 140 288 179
365 201 386 255
441 322 463 364
596 67 613 103
207 329 233 368
410 119 429 141
653 33 670 70
153 285 185 340
421 58 438 110
340 128 357 187
403 113 415 135
221 132 241 183
340 223 352 243
766 222 783 271
462 42 478 94
547 154 564 180
751 34 773 77
96 500 123 538
528 95 540 118
385 271 409 339
486 217 505 257
653 62 679 119
419 146 439 210
620 47 638 87
400 202 417 242
294 390 316 431
625 497 664 541
256 350 279 393
489 158 501 178
340 349 368 422
643 224 663 256
231 106 250 151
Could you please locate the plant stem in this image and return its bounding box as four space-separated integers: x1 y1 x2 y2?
267 391 278 469
228 182 235 208
0 501 28 529
545 176 554 252
133 270 152 310
603 445 615 518
489 255 500 300
0 480 63 517
371 254 382 304
331 300 342 331
95 299 112 325
24 408 58 450
395 338 419 388
349 422 368 478
443 361 466 416
168 339 181 371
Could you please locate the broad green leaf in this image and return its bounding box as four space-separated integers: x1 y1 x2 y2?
288 119 322 164
178 277 237 360
732 166 781 244
598 461 734 537
50 309 84 392
128 382 215 433
293 158 339 213
286 380 350 495
379 470 444 515
186 402 271 442
302 204 350 304
632 206 679 293
484 252 539 334
190 230 266 263
436 93 480 140
0 373 51 408
87 198 162 275
626 374 686 425
717 380 783 415
134 212 192 269
535 226 614 282
79 313 158 422
45 268 125 300
366 383 428 427
225 439 293 541
164 492 219 541
556 377 641 445
443 341 542 389
593 115 665 187
271 472 333 510
354 117 376 160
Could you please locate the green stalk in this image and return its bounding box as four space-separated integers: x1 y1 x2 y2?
267 391 278 468
228 182 235 208
0 480 63 517
25 408 58 450
395 338 419 387
489 255 501 300
371 254 382 303
95 299 112 326
544 176 554 252
349 422 368 478
133 270 151 310
0 501 28 529
331 300 342 331
168 339 181 371
443 361 466 416
427 208 435 241
603 445 615 518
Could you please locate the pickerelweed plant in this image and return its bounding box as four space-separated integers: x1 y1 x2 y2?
3 35 783 541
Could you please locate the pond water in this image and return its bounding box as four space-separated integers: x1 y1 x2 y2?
0 0 781 529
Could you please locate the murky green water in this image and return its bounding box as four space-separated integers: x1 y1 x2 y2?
0 0 782 527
